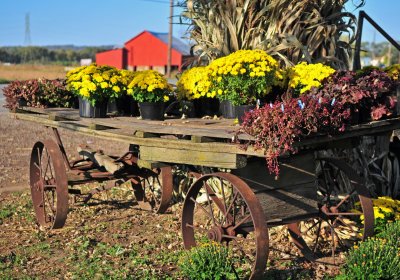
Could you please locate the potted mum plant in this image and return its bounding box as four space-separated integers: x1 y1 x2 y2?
176 66 216 118
208 49 282 121
127 70 171 120
287 62 335 96
66 64 125 118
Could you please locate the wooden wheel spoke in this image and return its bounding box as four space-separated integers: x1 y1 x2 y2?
44 190 56 215
203 182 217 226
219 178 227 213
231 214 251 231
334 189 356 209
190 197 218 225
302 220 320 235
223 191 239 224
204 183 229 224
312 220 323 253
327 220 346 249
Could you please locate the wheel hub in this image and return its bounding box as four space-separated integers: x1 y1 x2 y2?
208 226 224 242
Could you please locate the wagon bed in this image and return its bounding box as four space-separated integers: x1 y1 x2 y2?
11 107 400 168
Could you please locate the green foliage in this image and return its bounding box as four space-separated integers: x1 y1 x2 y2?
0 78 11 84
0 46 109 65
336 221 400 280
179 242 236 280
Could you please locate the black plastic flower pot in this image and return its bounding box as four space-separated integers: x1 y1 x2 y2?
107 96 139 116
193 98 220 117
219 100 235 119
235 104 256 124
79 97 107 118
180 100 195 118
139 102 165 120
17 97 28 107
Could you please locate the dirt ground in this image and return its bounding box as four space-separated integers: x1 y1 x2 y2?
0 109 341 279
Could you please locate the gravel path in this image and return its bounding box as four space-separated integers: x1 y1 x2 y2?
0 85 128 192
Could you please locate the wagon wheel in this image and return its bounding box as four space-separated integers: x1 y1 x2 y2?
137 166 173 214
30 140 69 229
287 157 374 262
182 172 268 280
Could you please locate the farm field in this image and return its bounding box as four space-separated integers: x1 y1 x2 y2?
0 64 70 82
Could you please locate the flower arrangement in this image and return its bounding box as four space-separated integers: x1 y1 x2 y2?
176 66 212 100
66 64 128 106
288 62 335 95
4 78 76 110
208 49 282 105
127 70 171 103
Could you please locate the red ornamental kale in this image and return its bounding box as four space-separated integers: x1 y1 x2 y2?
240 96 351 175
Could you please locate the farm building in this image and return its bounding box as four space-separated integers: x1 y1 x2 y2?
95 30 191 73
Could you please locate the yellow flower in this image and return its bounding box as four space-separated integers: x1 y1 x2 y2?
164 95 170 102
288 62 335 95
112 85 120 93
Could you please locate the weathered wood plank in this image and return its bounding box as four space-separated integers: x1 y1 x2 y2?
11 112 265 156
136 159 169 170
10 112 400 159
139 146 247 169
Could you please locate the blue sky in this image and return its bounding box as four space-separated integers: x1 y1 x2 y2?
0 0 398 46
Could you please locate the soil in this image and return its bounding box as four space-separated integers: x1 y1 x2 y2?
0 109 342 279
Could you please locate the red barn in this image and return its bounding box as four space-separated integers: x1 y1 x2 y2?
96 48 127 69
96 30 190 73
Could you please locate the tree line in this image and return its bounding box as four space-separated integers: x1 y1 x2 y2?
0 46 110 65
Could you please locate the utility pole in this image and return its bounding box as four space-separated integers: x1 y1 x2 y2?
166 0 173 78
387 43 392 66
24 13 31 46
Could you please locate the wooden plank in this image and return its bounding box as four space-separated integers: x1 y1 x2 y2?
11 113 265 156
191 135 216 143
257 183 319 223
134 131 160 138
10 112 400 158
139 146 247 169
136 159 169 170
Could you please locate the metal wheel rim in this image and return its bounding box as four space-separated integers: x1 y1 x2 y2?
141 166 173 214
181 172 268 280
29 140 69 229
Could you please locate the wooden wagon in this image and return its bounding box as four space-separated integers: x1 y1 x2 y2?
11 107 400 279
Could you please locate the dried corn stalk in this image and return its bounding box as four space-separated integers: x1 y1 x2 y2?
178 0 365 69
